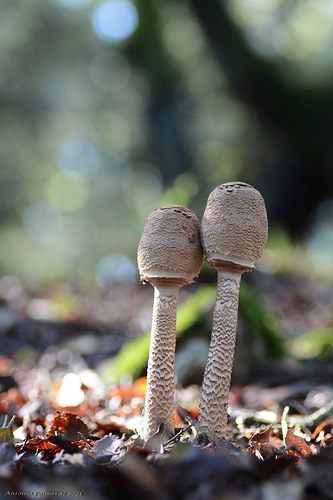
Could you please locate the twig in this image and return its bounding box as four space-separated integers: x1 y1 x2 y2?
295 399 333 429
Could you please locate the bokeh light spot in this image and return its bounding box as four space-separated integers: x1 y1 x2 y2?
92 0 139 43
229 0 333 66
164 14 204 61
56 135 100 179
58 373 85 407
95 254 137 287
45 172 90 212
23 201 63 246
122 163 163 211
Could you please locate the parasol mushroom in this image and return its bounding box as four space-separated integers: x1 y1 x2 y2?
138 205 203 442
198 182 268 437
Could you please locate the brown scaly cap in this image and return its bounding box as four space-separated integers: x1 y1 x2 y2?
201 182 268 270
138 205 203 285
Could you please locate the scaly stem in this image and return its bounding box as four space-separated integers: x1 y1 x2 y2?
144 284 179 442
198 269 242 437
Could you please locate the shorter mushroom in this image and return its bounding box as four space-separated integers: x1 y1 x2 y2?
198 182 268 437
138 205 203 442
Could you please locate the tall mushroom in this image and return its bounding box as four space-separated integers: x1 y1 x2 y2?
198 182 268 437
138 205 203 442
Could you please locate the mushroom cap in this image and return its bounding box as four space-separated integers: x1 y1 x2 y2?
201 182 268 269
138 205 203 285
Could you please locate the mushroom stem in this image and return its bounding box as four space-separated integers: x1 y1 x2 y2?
198 267 244 437
144 282 180 442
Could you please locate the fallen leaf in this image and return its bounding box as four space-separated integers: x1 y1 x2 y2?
25 437 60 452
144 423 165 453
47 411 90 441
0 426 15 444
250 426 272 444
92 434 127 464
249 426 279 460
285 430 313 460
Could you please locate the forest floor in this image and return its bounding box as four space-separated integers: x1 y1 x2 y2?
0 272 333 500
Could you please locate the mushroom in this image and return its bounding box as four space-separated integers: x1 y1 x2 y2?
198 182 268 437
138 205 203 442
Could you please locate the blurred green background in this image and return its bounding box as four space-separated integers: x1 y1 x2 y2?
1 0 333 289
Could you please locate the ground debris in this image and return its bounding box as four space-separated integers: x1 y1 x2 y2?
0 358 332 500
0 276 332 499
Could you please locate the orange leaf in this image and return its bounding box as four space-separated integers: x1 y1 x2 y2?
285 429 313 459
25 438 60 452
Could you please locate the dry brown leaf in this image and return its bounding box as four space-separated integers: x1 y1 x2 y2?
47 411 90 441
250 426 272 444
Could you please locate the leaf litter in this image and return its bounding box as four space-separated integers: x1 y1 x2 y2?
1 349 333 500
0 278 333 499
